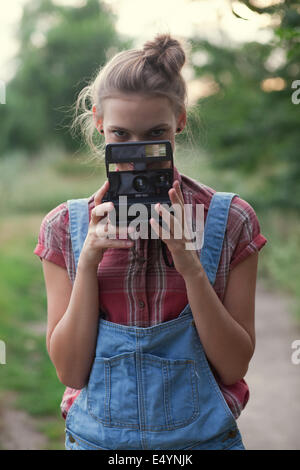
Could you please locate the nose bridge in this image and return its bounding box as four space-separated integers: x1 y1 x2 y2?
128 136 144 143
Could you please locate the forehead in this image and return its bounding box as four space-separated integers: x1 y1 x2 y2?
102 94 175 127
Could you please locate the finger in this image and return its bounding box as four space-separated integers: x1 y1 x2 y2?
155 203 172 237
94 202 115 217
156 203 183 239
150 216 171 241
91 201 114 225
95 218 113 239
172 180 185 205
95 216 134 246
102 238 135 249
154 203 178 239
106 222 134 240
167 196 183 223
168 189 186 237
169 188 183 210
94 180 110 207
95 217 134 240
92 233 134 249
115 224 135 240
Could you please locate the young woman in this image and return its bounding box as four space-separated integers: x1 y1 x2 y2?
34 34 267 450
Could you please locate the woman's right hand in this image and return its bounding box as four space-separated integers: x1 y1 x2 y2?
78 181 134 270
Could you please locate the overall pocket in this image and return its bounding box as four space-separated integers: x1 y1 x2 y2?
87 352 139 427
87 351 199 431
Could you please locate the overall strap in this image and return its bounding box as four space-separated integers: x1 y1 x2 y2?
199 192 239 286
67 198 90 273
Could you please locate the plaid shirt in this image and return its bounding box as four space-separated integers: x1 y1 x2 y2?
34 166 267 420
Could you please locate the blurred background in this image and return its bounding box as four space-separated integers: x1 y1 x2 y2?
0 0 300 450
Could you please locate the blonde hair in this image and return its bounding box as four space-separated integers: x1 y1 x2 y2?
71 33 196 164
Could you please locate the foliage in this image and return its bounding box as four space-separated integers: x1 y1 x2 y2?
188 0 300 210
0 0 131 156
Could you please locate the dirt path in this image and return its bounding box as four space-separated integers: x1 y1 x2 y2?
0 280 299 450
0 393 48 450
238 282 300 450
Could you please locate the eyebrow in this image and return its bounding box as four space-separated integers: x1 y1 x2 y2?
108 123 170 131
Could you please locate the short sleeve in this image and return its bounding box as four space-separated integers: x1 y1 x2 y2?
33 203 69 269
228 196 267 270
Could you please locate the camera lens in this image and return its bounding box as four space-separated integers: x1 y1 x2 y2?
133 175 148 192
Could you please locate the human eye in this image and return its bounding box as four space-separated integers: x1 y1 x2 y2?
150 129 165 137
112 129 127 138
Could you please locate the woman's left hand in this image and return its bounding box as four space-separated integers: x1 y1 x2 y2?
150 180 204 280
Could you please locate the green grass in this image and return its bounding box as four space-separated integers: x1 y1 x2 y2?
0 148 108 449
0 145 106 216
255 209 300 322
0 223 66 448
0 145 299 449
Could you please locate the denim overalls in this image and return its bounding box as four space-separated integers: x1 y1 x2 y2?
64 191 246 450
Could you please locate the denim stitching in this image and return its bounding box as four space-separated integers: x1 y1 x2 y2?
223 436 244 450
193 336 236 423
171 361 199 428
87 354 139 428
104 362 110 425
136 347 147 448
97 312 193 335
162 360 172 430
86 353 200 431
66 430 109 450
180 431 243 450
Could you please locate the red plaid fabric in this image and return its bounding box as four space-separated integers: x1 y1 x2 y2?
34 166 267 420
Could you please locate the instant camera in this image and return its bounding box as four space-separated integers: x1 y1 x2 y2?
102 140 174 227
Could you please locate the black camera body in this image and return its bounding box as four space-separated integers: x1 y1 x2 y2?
102 140 174 226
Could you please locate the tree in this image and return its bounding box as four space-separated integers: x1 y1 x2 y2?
189 0 300 209
0 0 131 156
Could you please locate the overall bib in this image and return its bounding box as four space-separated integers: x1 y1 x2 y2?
65 191 246 450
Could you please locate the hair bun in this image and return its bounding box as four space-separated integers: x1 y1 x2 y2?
142 33 185 78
